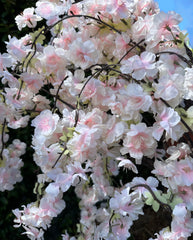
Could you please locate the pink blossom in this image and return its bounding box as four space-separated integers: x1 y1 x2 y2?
177 185 193 211
130 176 159 198
67 38 100 69
154 73 184 104
171 204 193 238
35 1 64 20
111 216 132 240
120 51 158 80
152 106 182 141
8 115 30 129
105 0 135 19
67 125 102 162
31 110 59 137
37 45 67 77
121 123 157 163
6 36 31 61
21 72 44 93
3 87 34 109
154 11 182 39
134 0 159 17
79 108 105 128
124 83 153 111
132 15 154 42
103 116 127 144
184 67 193 100
22 226 44 240
15 7 42 30
0 53 14 75
110 187 144 220
116 157 138 173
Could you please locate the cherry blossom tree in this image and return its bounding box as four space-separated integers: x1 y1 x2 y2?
1 0 193 239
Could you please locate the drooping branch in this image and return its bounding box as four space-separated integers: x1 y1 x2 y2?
0 119 7 160
156 51 192 67
73 68 104 127
52 147 67 169
130 184 172 213
52 76 68 113
117 39 145 64
41 88 76 110
48 13 122 35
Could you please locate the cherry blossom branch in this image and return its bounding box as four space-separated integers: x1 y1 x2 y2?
52 76 68 113
41 88 76 110
16 79 24 100
117 39 145 64
52 147 67 169
74 68 104 127
48 13 122 34
109 210 115 233
22 26 45 72
130 184 172 213
0 119 7 160
87 63 133 81
156 51 192 67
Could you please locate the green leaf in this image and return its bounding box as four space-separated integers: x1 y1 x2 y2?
33 182 44 195
162 191 172 200
64 149 70 155
29 26 46 45
111 212 121 222
77 236 84 240
145 192 153 205
60 135 67 142
152 201 160 212
177 32 189 48
170 196 183 209
154 191 167 204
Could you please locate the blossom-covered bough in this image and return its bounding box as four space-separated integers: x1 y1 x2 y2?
1 0 193 239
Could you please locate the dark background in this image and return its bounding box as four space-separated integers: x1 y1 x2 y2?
0 1 36 239
0 0 34 52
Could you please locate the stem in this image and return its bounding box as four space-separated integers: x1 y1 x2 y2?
52 147 66 169
16 80 24 100
52 76 68 113
117 39 145 64
78 68 103 100
0 119 6 160
73 68 103 127
41 88 76 110
48 14 122 35
156 51 192 67
131 184 172 213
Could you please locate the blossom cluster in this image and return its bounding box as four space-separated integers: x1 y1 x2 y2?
1 0 193 239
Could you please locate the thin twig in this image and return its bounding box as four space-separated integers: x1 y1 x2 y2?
131 184 172 213
41 88 76 110
47 14 122 34
156 51 192 67
52 76 68 113
117 39 145 64
52 147 67 169
0 119 6 160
